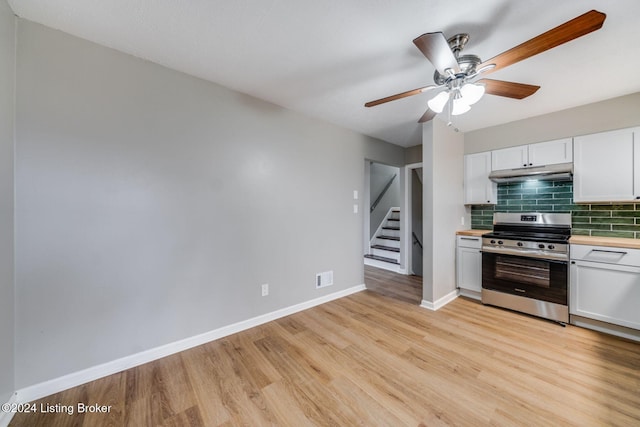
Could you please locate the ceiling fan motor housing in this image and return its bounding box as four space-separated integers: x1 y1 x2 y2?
433 54 481 86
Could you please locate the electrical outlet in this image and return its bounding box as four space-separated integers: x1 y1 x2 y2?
261 283 269 296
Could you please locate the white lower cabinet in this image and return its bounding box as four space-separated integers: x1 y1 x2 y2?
570 244 640 331
456 235 482 299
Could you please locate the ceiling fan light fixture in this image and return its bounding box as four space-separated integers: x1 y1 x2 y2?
427 91 449 113
460 82 485 105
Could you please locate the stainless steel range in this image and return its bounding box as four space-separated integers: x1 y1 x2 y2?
481 212 571 324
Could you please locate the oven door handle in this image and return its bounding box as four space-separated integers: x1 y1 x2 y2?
481 245 568 262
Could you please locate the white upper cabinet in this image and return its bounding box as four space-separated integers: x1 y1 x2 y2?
491 145 528 171
491 138 573 171
528 138 573 166
573 128 639 203
464 151 496 205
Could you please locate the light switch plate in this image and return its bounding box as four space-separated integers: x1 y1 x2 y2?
353 204 358 213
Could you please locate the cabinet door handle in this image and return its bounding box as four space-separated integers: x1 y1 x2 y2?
591 249 628 255
460 237 479 241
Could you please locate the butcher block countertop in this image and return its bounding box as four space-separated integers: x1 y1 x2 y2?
456 230 490 237
569 235 640 249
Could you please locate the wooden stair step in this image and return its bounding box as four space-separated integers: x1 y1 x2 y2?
382 226 400 231
364 254 400 265
377 235 400 241
371 245 400 253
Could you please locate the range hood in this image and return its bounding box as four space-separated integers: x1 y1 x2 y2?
489 162 573 183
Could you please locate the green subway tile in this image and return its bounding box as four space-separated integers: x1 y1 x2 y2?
610 204 635 210
549 198 573 204
591 217 634 225
571 216 591 224
534 205 553 211
611 211 640 218
573 210 612 217
554 205 580 211
547 186 571 193
568 204 591 211
612 224 640 231
571 229 590 236
576 223 611 230
516 188 537 195
501 194 523 200
591 230 635 238
527 193 554 199
501 182 522 189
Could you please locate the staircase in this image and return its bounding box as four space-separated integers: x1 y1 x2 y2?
365 208 401 272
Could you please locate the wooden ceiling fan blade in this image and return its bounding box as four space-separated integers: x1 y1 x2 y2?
478 10 606 74
364 85 437 107
479 79 540 99
413 32 460 75
418 109 436 123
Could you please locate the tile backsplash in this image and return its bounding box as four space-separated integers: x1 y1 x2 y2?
470 180 640 238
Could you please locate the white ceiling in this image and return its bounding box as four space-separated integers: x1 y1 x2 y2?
8 0 640 147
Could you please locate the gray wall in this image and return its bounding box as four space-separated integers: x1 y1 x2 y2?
0 0 15 404
422 120 465 303
465 92 640 154
405 144 422 165
14 19 404 388
369 162 401 238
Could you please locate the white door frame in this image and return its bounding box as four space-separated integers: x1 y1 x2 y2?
402 162 423 275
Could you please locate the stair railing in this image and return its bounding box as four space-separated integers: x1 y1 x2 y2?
370 173 397 213
412 231 423 249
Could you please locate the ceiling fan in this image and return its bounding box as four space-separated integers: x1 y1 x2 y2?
365 10 606 124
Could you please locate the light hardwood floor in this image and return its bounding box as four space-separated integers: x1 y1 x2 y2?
10 267 640 426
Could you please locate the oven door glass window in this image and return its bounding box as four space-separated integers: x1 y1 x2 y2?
495 256 550 288
482 252 567 305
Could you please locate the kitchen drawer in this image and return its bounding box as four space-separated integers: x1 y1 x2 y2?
570 244 640 267
457 235 482 249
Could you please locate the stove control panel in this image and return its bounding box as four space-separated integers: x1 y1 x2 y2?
482 237 568 255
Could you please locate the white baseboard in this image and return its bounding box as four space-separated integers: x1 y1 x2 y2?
0 393 17 427
14 284 366 405
458 288 481 301
420 289 459 311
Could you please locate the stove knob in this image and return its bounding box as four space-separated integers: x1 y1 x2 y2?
538 244 546 249
548 244 555 250
498 241 504 245
490 240 496 244
517 242 523 247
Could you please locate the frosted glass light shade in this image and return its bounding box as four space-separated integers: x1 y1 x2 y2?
451 98 471 115
427 91 449 113
460 83 485 105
